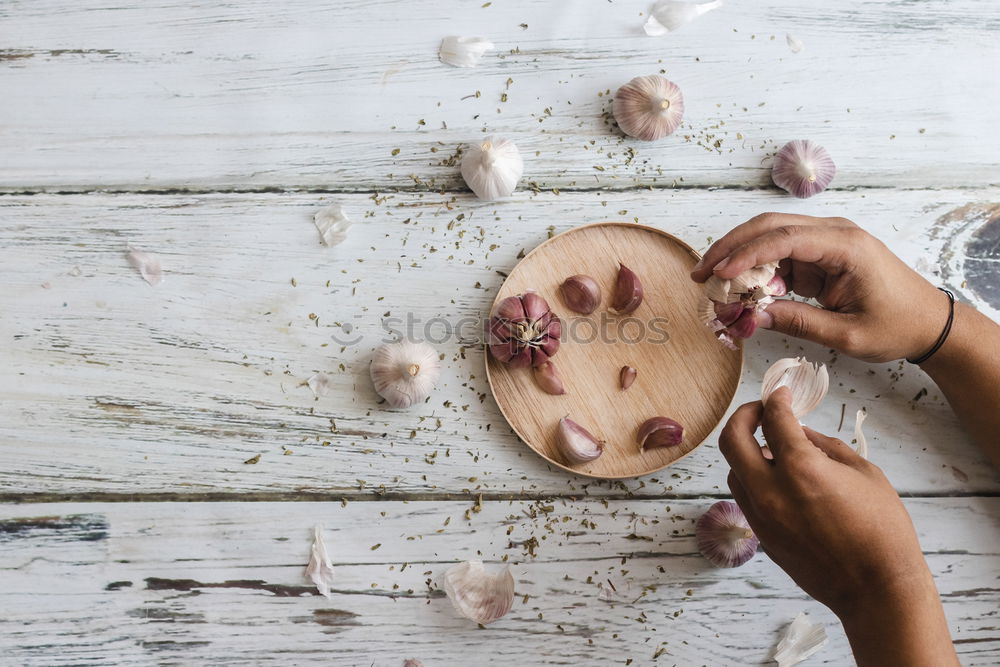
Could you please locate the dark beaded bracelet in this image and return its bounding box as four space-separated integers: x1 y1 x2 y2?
907 288 956 365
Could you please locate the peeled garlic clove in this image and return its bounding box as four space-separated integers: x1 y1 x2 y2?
774 612 828 667
304 525 335 599
620 365 637 391
637 416 683 451
609 263 644 314
613 75 685 141
560 274 601 314
854 408 868 459
443 560 515 625
696 501 759 568
644 0 722 36
370 340 441 409
761 357 829 418
556 416 604 464
461 136 523 201
439 36 494 68
488 292 561 368
534 361 567 395
772 140 836 199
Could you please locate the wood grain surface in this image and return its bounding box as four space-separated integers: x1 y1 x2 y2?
487 223 742 478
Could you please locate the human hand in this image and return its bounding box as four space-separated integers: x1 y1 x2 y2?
690 213 947 362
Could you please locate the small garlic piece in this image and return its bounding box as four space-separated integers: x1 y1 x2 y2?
696 501 759 568
439 36 494 68
609 263 644 314
772 140 836 198
304 525 335 599
773 612 828 667
620 365 637 391
702 261 787 348
533 361 567 395
613 75 685 141
370 340 441 409
786 33 804 53
559 274 601 315
643 0 723 36
126 245 162 286
460 136 523 201
488 292 561 368
637 416 684 451
854 408 868 459
306 372 332 398
443 560 515 625
557 416 604 464
313 203 353 246
761 357 829 419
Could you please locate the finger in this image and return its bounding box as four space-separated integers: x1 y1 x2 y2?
727 470 759 522
802 426 864 466
690 214 853 282
760 386 813 460
759 299 861 353
718 401 769 482
712 225 859 281
786 261 826 299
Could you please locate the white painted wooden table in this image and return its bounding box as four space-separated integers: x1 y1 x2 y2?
2 1 999 664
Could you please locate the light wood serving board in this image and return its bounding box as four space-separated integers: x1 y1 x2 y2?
486 222 743 479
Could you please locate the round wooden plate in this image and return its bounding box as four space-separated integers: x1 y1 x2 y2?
485 222 743 479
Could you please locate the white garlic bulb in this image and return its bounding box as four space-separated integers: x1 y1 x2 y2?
313 203 352 246
460 136 523 200
644 0 723 36
370 340 441 409
613 75 685 141
443 560 515 625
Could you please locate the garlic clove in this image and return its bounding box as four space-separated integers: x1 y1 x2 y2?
620 365 637 391
370 340 441 409
703 262 786 347
637 416 684 451
696 501 759 568
313 203 352 246
460 136 523 201
534 361 567 395
439 36 494 68
557 416 604 464
772 140 836 199
559 274 601 315
786 33 804 54
854 408 868 459
761 357 829 418
725 308 758 339
773 612 828 667
494 294 527 321
521 290 550 323
126 245 163 286
643 0 723 36
304 525 335 599
443 560 515 625
609 263 644 314
613 75 685 141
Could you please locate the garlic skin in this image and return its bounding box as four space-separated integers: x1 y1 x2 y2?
786 33 804 53
609 263 644 314
772 140 836 198
854 408 868 459
370 340 441 409
620 365 637 391
461 136 523 201
443 560 515 625
637 416 684 451
313 203 353 246
696 501 759 568
439 36 494 68
643 0 723 36
304 525 335 599
774 612 828 667
556 416 604 464
613 75 685 141
761 357 829 419
559 274 601 314
126 245 162 286
702 261 787 349
306 372 332 398
488 292 561 368
533 361 567 395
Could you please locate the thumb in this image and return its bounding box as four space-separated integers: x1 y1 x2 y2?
760 299 859 351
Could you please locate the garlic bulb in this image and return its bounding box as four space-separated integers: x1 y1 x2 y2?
637 416 683 451
304 525 335 599
488 292 561 368
702 261 787 349
126 245 162 286
370 340 441 409
556 416 604 464
772 140 836 199
314 203 353 246
533 361 567 395
609 263 644 314
460 136 523 200
559 274 601 315
696 501 759 568
443 560 515 625
773 612 828 667
643 0 723 36
761 357 829 419
613 75 685 141
439 36 494 68
854 408 868 459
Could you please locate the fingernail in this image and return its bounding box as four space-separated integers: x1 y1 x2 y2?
712 257 731 273
757 310 773 329
692 258 704 271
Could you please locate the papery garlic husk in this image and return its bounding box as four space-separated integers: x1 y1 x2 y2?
534 361 567 395
773 612 828 667
643 0 723 36
313 202 353 246
696 501 759 568
306 372 332 398
772 140 836 199
620 365 637 391
439 36 494 68
461 136 523 201
560 274 601 314
557 416 604 464
701 261 787 348
443 560 515 625
854 408 868 459
609 263 644 314
488 291 561 368
403 661 425 667
786 33 804 54
126 245 163 286
761 357 829 419
637 416 684 451
304 525 335 599
613 75 685 141
370 340 441 409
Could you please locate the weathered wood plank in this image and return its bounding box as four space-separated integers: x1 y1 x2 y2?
1 189 997 497
0 499 997 665
1 0 998 191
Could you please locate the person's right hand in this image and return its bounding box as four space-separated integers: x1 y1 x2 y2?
690 213 948 362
